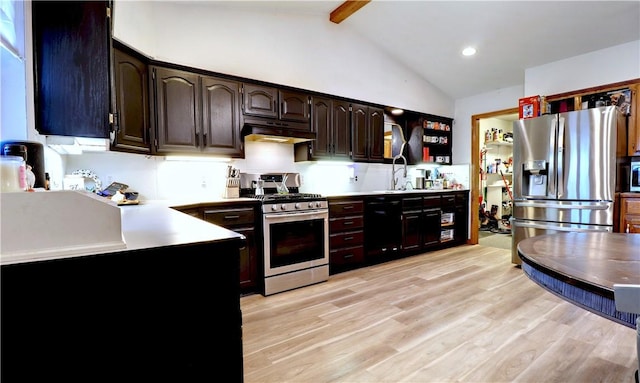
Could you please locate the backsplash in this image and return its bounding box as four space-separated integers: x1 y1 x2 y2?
55 141 470 200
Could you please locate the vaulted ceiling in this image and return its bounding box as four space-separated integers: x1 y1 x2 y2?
205 1 640 100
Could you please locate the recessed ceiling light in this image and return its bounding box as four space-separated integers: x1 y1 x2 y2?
391 108 404 115
462 47 476 56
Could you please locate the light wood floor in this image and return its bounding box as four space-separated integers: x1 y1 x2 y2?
241 245 637 383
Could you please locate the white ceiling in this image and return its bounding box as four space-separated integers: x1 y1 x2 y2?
202 0 640 100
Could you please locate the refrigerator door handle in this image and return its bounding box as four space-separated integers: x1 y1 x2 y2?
556 116 565 198
547 116 558 197
516 201 611 210
515 221 611 232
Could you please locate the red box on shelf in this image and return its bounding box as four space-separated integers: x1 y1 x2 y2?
519 96 541 119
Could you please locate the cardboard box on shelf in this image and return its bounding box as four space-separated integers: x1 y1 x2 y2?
519 96 541 119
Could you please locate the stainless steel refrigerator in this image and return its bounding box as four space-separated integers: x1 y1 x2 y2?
511 106 621 264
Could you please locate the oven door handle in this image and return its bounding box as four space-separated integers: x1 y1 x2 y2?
264 210 328 222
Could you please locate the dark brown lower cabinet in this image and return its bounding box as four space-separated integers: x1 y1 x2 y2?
328 197 365 274
1 241 244 382
202 204 259 294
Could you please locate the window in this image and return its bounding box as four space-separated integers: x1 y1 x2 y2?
0 0 27 141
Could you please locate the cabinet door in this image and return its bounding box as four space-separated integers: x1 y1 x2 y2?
33 1 110 138
422 208 441 247
368 107 385 162
234 227 258 291
454 193 469 243
351 103 369 161
629 86 639 156
112 47 150 153
332 100 352 158
242 84 278 118
402 211 422 252
153 67 200 153
279 90 310 123
311 96 331 158
201 76 243 156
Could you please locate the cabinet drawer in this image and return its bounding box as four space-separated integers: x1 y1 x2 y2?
624 199 640 215
455 192 468 205
423 195 441 208
402 196 423 210
330 245 365 266
441 195 455 206
624 215 640 233
203 208 255 227
330 230 364 248
329 200 364 216
329 216 364 232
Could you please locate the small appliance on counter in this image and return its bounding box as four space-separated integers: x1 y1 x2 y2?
631 160 640 192
1 141 46 189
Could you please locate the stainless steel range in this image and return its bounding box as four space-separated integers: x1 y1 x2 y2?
241 173 329 296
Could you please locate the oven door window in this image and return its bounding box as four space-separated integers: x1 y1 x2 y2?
268 218 325 268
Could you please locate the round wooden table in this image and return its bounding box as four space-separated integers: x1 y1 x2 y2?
517 232 640 328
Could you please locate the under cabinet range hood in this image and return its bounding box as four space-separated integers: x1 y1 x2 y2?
45 136 110 154
241 117 316 144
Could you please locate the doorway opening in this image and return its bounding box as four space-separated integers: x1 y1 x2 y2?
470 107 518 249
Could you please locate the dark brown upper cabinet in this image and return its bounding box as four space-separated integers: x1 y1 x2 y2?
152 67 200 153
279 89 311 122
241 84 278 118
417 116 453 165
151 66 242 156
241 83 311 128
32 1 111 138
296 97 351 161
201 76 243 156
351 103 384 162
112 45 150 153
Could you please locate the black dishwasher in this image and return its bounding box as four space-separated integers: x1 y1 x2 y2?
364 196 402 263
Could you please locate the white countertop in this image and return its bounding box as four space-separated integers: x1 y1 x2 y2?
1 189 470 266
1 196 245 266
324 189 469 197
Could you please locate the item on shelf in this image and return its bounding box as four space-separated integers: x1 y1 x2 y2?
519 95 542 119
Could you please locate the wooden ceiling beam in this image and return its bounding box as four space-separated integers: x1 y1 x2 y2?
329 0 371 24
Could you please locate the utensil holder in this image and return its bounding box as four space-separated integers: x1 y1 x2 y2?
224 177 240 199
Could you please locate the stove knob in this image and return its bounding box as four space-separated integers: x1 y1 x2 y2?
295 203 301 209
316 201 322 208
271 205 278 211
281 204 287 210
308 202 314 208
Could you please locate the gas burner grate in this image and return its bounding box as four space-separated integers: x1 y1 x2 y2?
246 193 325 202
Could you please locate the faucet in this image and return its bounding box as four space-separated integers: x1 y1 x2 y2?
391 142 408 190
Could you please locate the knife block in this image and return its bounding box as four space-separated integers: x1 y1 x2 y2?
223 177 240 199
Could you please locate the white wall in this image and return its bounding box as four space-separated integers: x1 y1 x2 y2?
525 41 640 97
453 85 524 165
452 39 640 166
112 1 454 118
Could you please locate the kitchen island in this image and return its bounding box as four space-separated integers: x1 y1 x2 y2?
1 199 246 382
517 232 640 328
